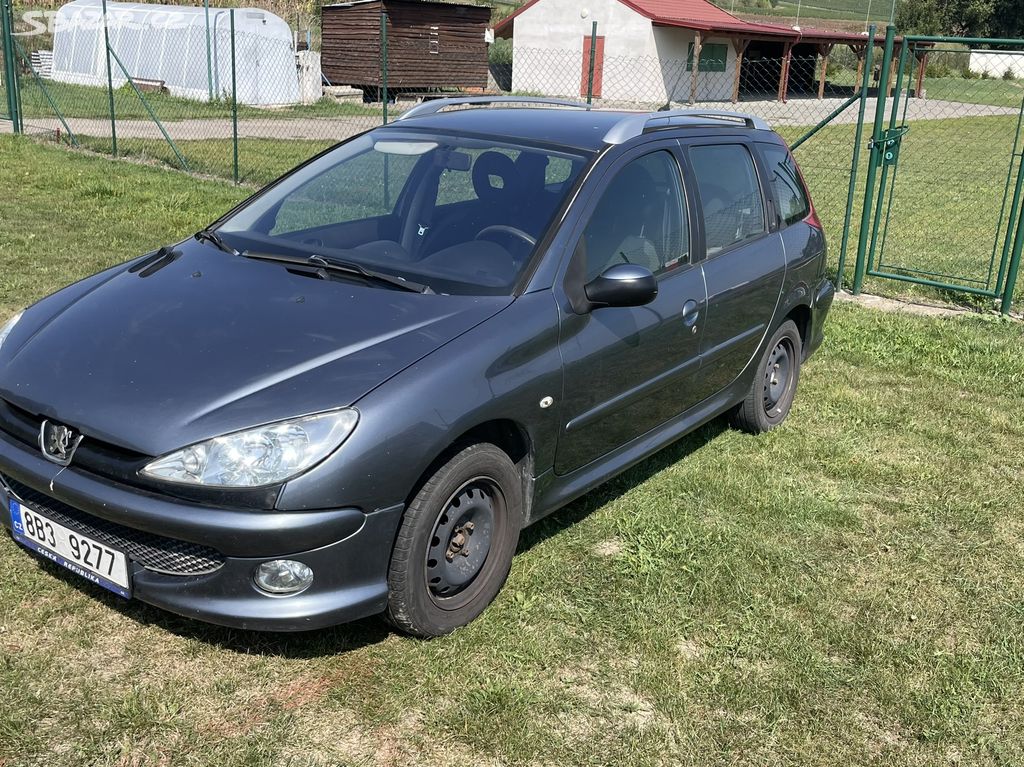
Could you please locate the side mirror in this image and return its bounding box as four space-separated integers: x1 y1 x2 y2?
584 264 658 309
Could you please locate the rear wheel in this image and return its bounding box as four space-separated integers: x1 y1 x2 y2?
730 320 802 434
385 443 522 637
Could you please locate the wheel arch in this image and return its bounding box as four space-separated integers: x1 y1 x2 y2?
407 419 536 525
784 303 812 358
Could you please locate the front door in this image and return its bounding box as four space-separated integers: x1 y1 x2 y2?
555 147 707 475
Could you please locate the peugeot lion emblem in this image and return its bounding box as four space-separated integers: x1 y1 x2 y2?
39 420 84 466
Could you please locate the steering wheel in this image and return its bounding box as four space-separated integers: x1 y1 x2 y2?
475 225 536 248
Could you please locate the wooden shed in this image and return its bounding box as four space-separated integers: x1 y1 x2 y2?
321 0 491 93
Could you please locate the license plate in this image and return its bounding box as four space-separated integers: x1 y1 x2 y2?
9 498 131 598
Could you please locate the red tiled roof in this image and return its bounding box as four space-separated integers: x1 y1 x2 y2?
495 0 889 45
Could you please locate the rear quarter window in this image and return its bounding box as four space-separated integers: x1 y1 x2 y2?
760 144 811 227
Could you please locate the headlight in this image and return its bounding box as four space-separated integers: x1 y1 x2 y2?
0 311 23 351
141 409 358 488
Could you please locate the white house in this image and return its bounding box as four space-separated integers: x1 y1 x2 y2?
969 50 1024 80
494 0 878 105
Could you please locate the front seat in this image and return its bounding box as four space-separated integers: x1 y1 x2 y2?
586 164 662 279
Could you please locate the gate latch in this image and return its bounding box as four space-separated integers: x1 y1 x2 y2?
871 126 909 167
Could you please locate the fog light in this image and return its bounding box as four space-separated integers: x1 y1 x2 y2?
255 560 313 595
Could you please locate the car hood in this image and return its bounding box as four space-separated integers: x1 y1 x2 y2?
0 243 511 456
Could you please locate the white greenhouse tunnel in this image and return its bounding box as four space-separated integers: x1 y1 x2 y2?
50 0 301 106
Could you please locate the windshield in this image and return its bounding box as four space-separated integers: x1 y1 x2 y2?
218 131 590 295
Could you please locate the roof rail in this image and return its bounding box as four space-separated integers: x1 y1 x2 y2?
603 109 771 145
396 96 591 122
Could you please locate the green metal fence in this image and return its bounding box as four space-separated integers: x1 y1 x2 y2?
0 0 20 130
850 27 1024 313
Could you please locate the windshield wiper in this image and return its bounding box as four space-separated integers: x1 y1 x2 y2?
239 251 433 294
195 228 240 256
308 254 434 294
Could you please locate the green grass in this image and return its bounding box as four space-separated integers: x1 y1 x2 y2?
713 0 890 22
1 135 1024 766
922 77 1024 109
11 77 384 121
69 135 338 187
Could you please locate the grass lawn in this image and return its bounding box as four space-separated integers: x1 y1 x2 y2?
11 76 385 122
69 135 338 187
2 136 1024 766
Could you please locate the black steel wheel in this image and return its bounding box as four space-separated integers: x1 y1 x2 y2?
385 443 522 638
730 319 802 434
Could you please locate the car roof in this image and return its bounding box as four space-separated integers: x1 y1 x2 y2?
383 103 776 153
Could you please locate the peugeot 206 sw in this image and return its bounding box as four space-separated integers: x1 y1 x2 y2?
0 99 834 637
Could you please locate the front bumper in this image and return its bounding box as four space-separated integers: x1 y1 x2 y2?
0 429 403 631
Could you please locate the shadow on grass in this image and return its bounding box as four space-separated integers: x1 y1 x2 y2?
26 415 730 656
517 416 729 553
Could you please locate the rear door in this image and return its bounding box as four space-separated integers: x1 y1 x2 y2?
757 141 827 287
554 144 707 475
683 139 786 399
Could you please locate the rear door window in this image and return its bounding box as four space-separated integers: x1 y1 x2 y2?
760 144 811 227
689 144 766 255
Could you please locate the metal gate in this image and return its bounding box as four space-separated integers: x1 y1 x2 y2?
853 27 1024 314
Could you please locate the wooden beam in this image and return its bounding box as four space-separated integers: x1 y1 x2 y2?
888 42 901 96
817 43 833 100
915 50 929 99
854 45 866 88
731 37 749 104
778 41 792 103
689 30 702 105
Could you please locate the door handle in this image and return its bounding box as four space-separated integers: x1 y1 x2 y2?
682 299 700 328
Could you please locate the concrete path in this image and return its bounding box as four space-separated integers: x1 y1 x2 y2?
3 97 1016 142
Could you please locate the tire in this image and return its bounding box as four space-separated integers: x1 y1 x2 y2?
385 443 523 638
730 319 802 434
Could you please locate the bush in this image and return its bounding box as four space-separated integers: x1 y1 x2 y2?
488 37 512 67
1004 68 1017 81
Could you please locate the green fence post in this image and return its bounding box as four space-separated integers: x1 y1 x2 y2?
1 0 22 133
380 11 388 125
834 26 875 291
586 21 598 106
101 0 117 157
852 24 896 295
1001 204 1024 315
230 9 239 185
994 98 1024 295
863 33 910 275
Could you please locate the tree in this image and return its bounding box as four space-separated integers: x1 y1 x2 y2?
896 0 944 34
895 0 995 37
988 0 1024 39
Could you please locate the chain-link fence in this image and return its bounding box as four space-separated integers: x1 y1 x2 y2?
2 9 1022 309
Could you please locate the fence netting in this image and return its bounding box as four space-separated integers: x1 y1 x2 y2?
3 16 1023 308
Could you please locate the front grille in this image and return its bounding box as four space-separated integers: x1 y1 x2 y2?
2 475 225 576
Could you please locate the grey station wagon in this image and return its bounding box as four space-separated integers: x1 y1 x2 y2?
0 99 834 637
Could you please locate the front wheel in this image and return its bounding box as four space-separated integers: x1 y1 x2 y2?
730 319 802 434
385 443 522 638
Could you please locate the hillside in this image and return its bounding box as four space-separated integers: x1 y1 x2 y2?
711 0 896 25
